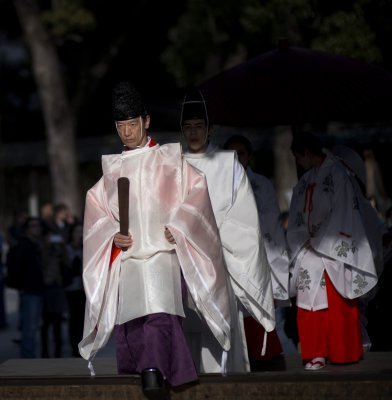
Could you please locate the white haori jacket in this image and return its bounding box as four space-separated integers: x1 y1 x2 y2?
79 142 231 362
287 154 378 311
247 168 290 303
185 145 275 331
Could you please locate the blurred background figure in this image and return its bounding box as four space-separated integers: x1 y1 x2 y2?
224 134 297 357
46 203 73 244
4 209 29 345
287 133 378 371
0 231 7 330
6 217 45 358
180 89 275 373
40 225 71 358
332 144 391 352
363 146 391 220
40 202 54 233
6 209 29 248
65 223 85 357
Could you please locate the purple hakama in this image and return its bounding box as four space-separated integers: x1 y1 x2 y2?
114 312 198 387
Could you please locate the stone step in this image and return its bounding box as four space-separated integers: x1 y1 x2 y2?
1 353 391 400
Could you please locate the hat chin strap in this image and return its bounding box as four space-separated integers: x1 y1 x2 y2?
201 130 209 149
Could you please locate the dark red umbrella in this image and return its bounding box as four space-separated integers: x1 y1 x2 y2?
198 45 392 127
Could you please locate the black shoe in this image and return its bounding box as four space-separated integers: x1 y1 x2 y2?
141 368 168 400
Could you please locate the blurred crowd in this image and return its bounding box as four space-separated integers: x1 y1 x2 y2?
0 203 84 358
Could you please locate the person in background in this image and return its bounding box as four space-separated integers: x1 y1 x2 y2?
41 227 70 358
332 144 391 352
6 217 45 358
47 203 73 243
0 231 7 329
65 223 85 357
6 209 28 248
287 132 378 370
40 202 54 233
180 89 275 373
5 209 29 345
224 134 297 357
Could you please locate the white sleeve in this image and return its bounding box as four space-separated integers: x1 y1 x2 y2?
232 157 244 194
220 169 275 332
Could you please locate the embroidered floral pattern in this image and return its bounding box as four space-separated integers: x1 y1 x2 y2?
320 275 326 289
295 212 304 227
298 268 311 292
274 286 286 299
322 173 334 194
353 273 368 296
281 248 289 257
335 240 357 257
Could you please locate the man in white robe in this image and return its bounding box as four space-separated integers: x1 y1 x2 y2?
224 134 297 356
79 82 231 396
179 89 275 373
287 132 378 371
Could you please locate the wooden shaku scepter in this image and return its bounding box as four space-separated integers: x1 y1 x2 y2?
117 177 130 251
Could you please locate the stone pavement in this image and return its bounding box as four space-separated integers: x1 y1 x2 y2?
0 353 392 400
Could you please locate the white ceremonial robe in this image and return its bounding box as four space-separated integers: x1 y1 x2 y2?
287 154 378 311
184 144 275 373
79 142 231 363
247 168 289 302
333 151 388 282
247 168 296 355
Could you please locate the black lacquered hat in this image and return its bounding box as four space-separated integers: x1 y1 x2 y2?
112 81 147 121
181 88 209 125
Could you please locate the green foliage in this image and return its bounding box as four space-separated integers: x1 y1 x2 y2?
240 0 315 53
162 0 239 87
41 0 96 43
312 7 382 63
162 0 317 87
162 0 386 87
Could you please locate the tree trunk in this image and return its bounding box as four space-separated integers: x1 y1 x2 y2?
13 0 82 217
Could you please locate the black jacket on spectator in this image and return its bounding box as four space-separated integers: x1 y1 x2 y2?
6 237 45 294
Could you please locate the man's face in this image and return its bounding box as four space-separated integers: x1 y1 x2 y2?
182 119 208 153
116 115 150 149
225 142 250 169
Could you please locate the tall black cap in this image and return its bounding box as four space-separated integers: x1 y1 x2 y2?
181 88 209 125
112 81 147 121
